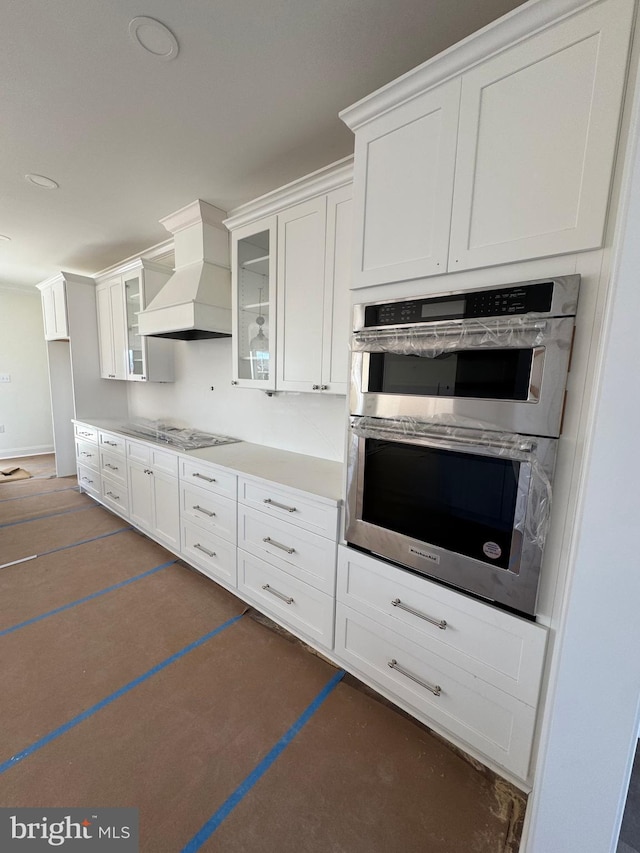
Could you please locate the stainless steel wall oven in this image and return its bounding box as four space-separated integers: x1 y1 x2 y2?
345 276 579 617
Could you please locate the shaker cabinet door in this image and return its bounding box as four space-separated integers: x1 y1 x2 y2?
448 0 634 271
276 197 327 392
321 184 353 394
350 77 461 288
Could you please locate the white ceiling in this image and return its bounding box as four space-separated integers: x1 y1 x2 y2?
1 0 525 290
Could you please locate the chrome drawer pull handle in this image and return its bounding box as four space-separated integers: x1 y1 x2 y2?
105 491 120 501
104 440 117 446
194 543 216 558
388 659 441 697
105 463 118 470
193 472 216 483
391 598 447 630
193 505 215 517
261 583 294 605
81 477 93 484
262 536 295 555
80 452 93 457
263 498 296 513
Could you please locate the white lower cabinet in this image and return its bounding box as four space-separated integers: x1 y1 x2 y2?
237 475 339 649
128 444 180 551
237 550 335 650
334 546 547 781
76 463 100 498
238 505 337 596
181 522 237 588
335 602 536 779
101 475 129 516
180 482 237 543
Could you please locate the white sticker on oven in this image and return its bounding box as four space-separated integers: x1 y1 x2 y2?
483 541 502 560
409 547 440 565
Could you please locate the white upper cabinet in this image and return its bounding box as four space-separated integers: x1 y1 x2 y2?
322 184 353 394
225 156 353 394
40 277 69 340
341 0 635 287
96 276 127 380
351 79 460 287
449 0 635 270
276 196 327 392
231 217 277 390
96 259 174 382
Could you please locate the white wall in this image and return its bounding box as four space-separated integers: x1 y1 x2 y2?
524 64 640 853
0 286 53 457
127 337 347 462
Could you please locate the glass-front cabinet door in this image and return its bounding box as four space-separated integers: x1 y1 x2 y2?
231 217 277 389
124 271 147 381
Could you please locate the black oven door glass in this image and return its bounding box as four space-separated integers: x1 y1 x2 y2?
361 438 520 570
367 349 533 400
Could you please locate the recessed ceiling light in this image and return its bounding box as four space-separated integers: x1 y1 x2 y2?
128 16 179 61
25 173 59 190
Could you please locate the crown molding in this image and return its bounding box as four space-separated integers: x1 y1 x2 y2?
339 0 603 131
160 199 228 235
223 155 354 231
35 271 96 290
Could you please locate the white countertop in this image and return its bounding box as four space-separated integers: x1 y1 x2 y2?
184 442 344 504
74 419 344 504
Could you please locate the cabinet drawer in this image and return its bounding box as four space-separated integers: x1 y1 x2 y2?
101 476 129 516
238 550 335 650
337 547 546 706
127 440 178 475
182 523 237 588
74 423 98 443
239 477 338 539
335 603 535 780
77 464 100 497
76 440 100 471
239 506 337 595
180 483 237 544
181 459 237 501
98 431 126 455
100 449 127 487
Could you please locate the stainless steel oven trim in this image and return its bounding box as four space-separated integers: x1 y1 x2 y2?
345 420 557 616
351 274 580 330
351 316 574 438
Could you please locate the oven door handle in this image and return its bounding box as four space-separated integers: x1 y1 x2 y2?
351 417 534 459
354 318 548 347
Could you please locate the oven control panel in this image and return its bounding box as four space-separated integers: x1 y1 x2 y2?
363 280 559 328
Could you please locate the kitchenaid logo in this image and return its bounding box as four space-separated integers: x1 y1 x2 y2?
0 808 138 851
409 546 440 564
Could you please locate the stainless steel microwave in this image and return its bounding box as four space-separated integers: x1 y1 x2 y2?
350 275 579 438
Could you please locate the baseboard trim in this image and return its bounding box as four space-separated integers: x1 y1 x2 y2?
0 445 55 458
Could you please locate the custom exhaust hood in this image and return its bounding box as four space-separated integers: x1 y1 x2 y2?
138 199 232 340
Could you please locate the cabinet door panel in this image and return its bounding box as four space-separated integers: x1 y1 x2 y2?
231 217 277 390
128 461 154 531
276 197 327 391
351 78 460 288
322 185 353 393
152 470 180 551
449 0 634 270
